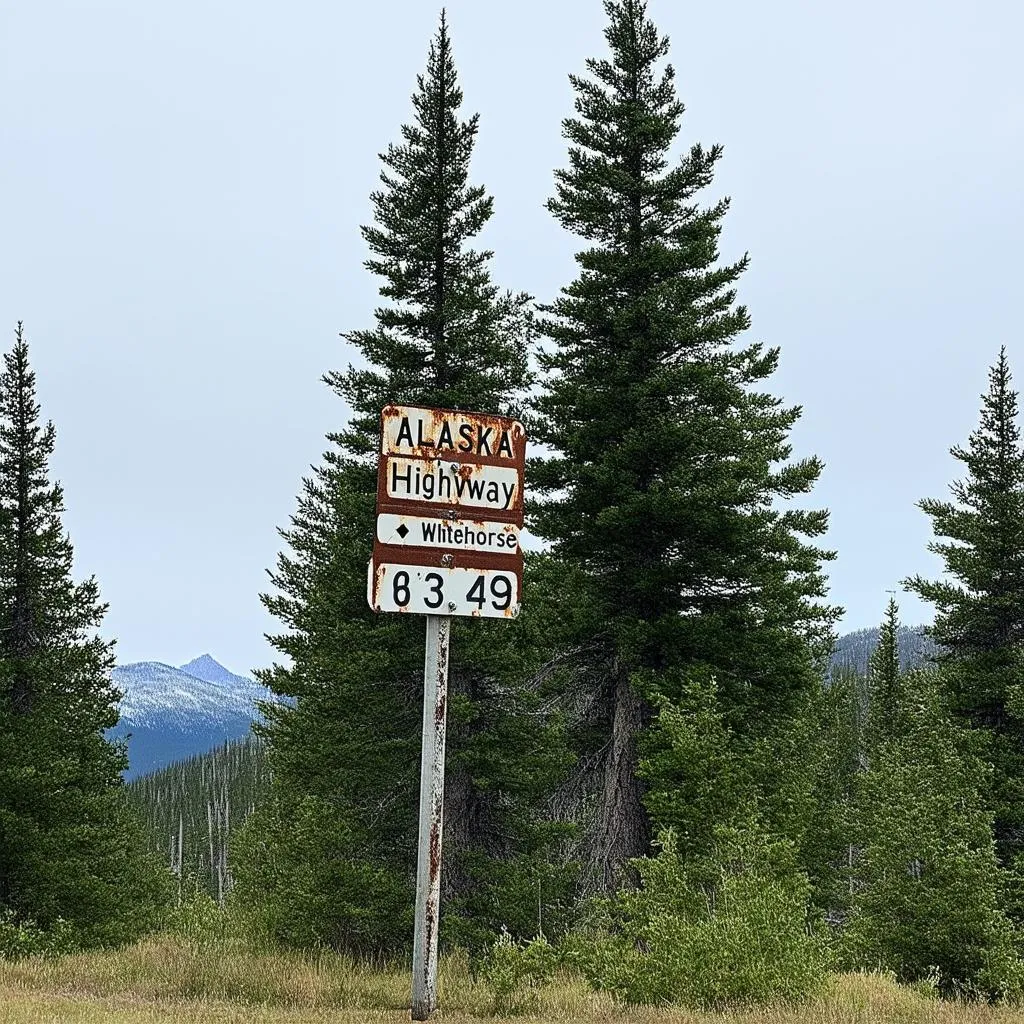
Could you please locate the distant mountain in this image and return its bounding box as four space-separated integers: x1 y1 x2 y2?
110 656 268 780
829 625 939 676
179 654 255 689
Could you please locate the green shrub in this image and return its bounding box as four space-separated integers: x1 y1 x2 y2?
0 909 77 960
479 928 558 1014
229 796 412 955
564 827 830 1007
162 885 233 948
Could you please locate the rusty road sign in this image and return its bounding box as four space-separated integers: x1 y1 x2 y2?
366 404 526 1022
368 404 525 619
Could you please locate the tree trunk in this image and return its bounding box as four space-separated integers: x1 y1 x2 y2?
592 671 649 890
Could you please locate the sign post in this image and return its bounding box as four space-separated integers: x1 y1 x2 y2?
410 613 449 1020
368 405 525 1021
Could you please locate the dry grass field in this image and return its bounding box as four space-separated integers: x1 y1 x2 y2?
3 936 1024 1024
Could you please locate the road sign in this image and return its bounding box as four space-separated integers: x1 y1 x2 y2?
368 405 525 620
375 513 519 555
366 404 525 1022
368 562 520 618
383 456 520 513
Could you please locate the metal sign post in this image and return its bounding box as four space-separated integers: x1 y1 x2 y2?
411 613 450 1021
368 405 525 1022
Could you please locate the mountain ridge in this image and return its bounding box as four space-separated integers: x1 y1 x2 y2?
110 655 267 779
828 623 938 676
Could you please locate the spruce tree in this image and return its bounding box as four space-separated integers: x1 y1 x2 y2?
0 323 169 947
532 0 838 887
904 348 1024 863
234 16 567 953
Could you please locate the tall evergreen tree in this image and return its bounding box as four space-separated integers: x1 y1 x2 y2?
531 0 838 887
234 16 568 953
0 323 169 946
904 347 1024 863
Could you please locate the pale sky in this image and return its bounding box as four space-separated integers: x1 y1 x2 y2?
2 0 1021 673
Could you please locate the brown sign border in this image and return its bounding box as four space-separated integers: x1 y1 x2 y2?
370 406 526 611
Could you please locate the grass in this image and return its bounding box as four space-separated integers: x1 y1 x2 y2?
3 935 1024 1023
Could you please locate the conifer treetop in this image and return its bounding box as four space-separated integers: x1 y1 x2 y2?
532 0 837 673
0 324 108 661
905 347 1024 649
867 596 902 738
332 11 532 459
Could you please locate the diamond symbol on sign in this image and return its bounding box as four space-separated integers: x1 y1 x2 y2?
396 524 410 539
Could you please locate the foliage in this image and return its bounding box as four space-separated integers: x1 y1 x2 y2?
563 827 829 1007
0 324 172 948
844 663 1023 1000
240 14 568 955
478 928 558 1014
866 597 901 738
127 736 269 903
0 908 77 960
638 667 854 923
568 671 829 1008
232 791 415 954
529 0 839 885
829 624 938 676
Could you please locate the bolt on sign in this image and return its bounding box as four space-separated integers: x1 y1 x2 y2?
367 404 526 619
366 404 526 1022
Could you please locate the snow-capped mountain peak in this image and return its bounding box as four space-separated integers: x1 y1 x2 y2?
179 653 254 688
110 656 270 779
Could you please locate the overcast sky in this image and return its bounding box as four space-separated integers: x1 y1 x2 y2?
2 0 1022 674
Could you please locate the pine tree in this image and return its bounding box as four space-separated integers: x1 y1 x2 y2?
233 16 568 954
0 323 169 947
904 348 1024 863
531 0 838 887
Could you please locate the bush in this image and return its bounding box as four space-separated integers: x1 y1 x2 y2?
162 885 234 948
479 928 558 1014
0 909 77 960
564 827 830 1007
229 796 412 955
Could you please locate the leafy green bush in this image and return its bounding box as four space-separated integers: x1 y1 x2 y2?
479 928 558 1014
564 827 830 1007
162 885 234 948
0 909 77 960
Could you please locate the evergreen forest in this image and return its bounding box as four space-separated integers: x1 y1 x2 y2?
4 0 1024 1015
126 738 269 905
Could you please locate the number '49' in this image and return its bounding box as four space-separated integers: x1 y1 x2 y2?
467 574 513 611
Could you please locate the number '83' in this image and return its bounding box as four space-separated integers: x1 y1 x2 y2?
392 571 514 612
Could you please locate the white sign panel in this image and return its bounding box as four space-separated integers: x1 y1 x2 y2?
367 562 520 619
382 406 524 462
385 457 519 513
376 513 519 555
